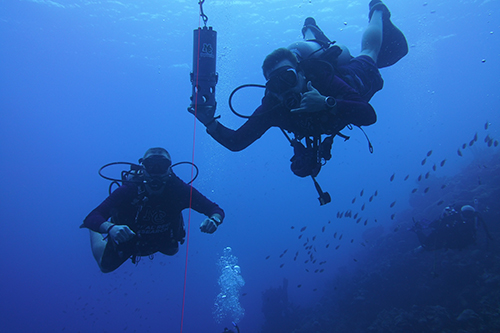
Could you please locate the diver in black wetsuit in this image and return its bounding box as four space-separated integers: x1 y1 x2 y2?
412 205 493 251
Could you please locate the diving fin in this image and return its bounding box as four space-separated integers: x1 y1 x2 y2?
369 0 408 68
301 17 332 47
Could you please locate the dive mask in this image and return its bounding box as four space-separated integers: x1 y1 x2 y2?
266 66 298 94
142 156 171 175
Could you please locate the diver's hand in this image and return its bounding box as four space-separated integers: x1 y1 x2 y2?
188 104 217 127
108 225 136 244
200 214 222 234
291 81 326 113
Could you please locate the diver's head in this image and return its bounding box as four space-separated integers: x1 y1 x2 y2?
460 205 476 220
287 40 325 62
262 48 305 110
140 147 172 193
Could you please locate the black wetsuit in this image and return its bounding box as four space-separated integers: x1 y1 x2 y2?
207 72 376 152
83 174 224 271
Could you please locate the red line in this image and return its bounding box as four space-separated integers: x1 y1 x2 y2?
180 12 203 333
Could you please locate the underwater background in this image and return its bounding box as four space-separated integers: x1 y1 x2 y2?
1 0 500 332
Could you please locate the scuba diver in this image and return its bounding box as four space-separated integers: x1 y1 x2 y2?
81 147 225 273
411 205 493 251
189 1 407 184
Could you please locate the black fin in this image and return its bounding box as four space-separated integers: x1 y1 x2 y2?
301 17 331 46
369 1 408 68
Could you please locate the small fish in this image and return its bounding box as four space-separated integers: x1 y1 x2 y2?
326 244 330 248
339 211 344 218
437 200 444 206
427 150 433 157
305 269 309 272
280 264 284 268
335 245 340 250
364 220 368 226
418 174 422 181
312 236 316 241
353 213 358 219
361 242 366 247
356 217 361 223
495 140 499 147
336 212 340 218
360 189 364 196
279 253 284 258
322 226 325 232
411 188 417 193
432 164 437 171
440 159 446 167
391 213 395 220
369 195 373 202
474 132 478 142
469 139 474 147
485 121 489 130
390 173 395 182
458 148 463 156
390 201 396 208
334 232 337 238
462 143 467 149
293 257 297 261
353 259 358 262
485 134 491 143
265 255 270 260
283 249 288 254
339 234 343 240
304 260 309 263
319 269 324 273
352 197 356 204
361 203 365 211
291 226 295 229
488 139 493 147
297 284 302 288
314 269 319 273
424 187 430 193
242 293 247 296
421 158 426 165
298 234 303 239
441 184 447 189
394 225 399 232
425 172 429 179
313 288 317 291
350 239 354 243
374 190 378 196
300 226 307 232
404 175 409 181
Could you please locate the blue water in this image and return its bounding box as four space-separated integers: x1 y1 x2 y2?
1 0 499 332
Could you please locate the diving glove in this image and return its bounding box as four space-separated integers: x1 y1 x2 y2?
188 104 218 127
200 214 222 234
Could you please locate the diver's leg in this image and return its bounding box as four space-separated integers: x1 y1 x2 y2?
360 10 383 63
90 230 107 266
90 230 128 273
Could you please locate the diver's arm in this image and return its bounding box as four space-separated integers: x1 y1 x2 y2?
82 184 136 232
326 75 377 126
206 106 273 151
337 99 377 127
